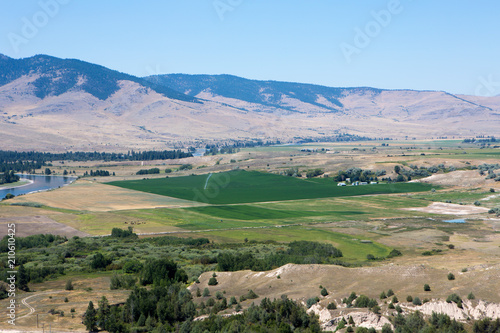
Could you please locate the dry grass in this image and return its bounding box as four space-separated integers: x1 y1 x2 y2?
8 179 206 212
0 276 129 332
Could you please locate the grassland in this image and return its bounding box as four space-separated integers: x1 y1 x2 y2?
108 170 435 204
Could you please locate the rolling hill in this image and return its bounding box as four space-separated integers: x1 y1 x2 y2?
0 54 498 151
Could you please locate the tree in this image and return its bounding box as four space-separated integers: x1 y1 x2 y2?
321 287 328 296
18 264 29 291
65 279 74 291
202 288 210 297
394 165 401 174
84 301 97 332
467 292 475 300
44 168 52 175
424 284 431 291
447 273 455 280
97 296 110 331
387 289 394 297
208 277 218 285
380 291 387 299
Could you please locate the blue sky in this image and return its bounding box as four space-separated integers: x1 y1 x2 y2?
1 0 500 95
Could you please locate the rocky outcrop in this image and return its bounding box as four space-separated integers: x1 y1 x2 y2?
307 305 392 331
405 300 500 321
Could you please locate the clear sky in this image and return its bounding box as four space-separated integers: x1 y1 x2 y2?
1 0 500 95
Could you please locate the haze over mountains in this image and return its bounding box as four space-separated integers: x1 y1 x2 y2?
0 54 498 151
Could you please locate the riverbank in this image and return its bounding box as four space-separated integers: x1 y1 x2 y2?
0 179 34 189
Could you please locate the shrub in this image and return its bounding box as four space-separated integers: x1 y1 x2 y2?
447 273 455 280
412 297 422 306
327 302 337 310
392 295 398 304
387 289 394 297
321 287 328 297
245 290 258 299
206 298 215 307
208 277 218 285
474 201 481 206
388 302 395 309
65 279 74 291
406 295 413 302
215 291 224 300
202 288 210 297
228 296 237 306
306 297 319 308
395 305 403 313
424 284 431 291
380 291 387 299
467 292 475 300
446 293 461 303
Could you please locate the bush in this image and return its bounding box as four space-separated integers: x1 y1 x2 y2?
446 293 461 303
387 249 403 258
380 291 387 299
321 287 328 297
447 273 455 280
467 292 475 300
392 295 398 303
306 297 320 308
178 164 193 171
424 284 431 291
412 297 422 306
65 279 74 291
387 289 394 297
202 288 210 297
245 290 258 299
406 295 413 302
388 302 395 309
208 277 218 286
327 302 337 310
474 201 481 206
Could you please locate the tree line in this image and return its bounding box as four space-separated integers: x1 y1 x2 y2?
0 149 193 164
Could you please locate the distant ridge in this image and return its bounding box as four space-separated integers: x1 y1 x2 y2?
0 54 498 151
0 54 198 102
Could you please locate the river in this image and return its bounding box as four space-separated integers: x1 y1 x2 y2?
0 174 76 199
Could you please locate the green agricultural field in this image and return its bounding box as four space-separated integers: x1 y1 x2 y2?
196 226 392 261
108 170 435 204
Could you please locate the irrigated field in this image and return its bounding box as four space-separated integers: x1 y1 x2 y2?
108 170 435 204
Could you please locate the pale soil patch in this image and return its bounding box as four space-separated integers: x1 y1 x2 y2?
416 170 493 187
402 202 488 215
8 180 206 212
0 215 89 238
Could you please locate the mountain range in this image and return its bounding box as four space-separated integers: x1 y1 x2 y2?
0 54 498 151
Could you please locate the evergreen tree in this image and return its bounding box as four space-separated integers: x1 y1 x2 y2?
84 301 98 332
97 296 110 330
18 264 29 291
